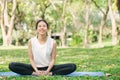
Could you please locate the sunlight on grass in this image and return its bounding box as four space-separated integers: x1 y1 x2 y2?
89 41 113 48
104 64 116 71
0 46 27 50
0 46 120 79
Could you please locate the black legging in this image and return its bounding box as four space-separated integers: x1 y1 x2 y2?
9 62 76 75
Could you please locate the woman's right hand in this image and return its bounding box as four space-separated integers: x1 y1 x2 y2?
36 70 45 76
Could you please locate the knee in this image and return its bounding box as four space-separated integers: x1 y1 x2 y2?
68 63 76 72
9 62 16 71
71 63 76 71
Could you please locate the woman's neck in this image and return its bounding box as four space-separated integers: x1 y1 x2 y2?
37 34 47 42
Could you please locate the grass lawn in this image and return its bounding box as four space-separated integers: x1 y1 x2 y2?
0 46 120 80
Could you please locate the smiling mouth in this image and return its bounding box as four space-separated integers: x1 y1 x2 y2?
39 30 46 33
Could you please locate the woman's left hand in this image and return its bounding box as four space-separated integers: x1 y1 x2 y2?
42 70 49 75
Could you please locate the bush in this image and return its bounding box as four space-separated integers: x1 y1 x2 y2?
0 38 3 45
69 34 83 47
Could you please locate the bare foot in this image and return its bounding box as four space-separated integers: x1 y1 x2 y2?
48 72 52 76
32 72 39 76
32 72 52 76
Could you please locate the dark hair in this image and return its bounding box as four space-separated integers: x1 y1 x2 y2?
36 19 49 30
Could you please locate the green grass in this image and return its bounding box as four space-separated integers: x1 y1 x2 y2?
0 46 120 80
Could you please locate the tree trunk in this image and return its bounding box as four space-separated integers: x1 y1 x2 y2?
61 20 66 47
83 0 89 48
108 0 118 45
0 0 17 46
0 0 7 46
60 0 67 47
98 7 109 47
91 0 109 47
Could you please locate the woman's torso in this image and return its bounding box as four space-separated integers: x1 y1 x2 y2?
30 36 54 67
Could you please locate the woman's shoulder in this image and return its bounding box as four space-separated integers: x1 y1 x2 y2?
28 36 37 43
48 36 56 46
30 36 36 40
48 36 55 42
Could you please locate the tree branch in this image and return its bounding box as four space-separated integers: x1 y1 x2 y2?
11 0 17 15
91 0 105 15
41 2 51 19
62 0 67 19
0 0 3 6
4 0 10 27
49 0 56 10
9 0 17 35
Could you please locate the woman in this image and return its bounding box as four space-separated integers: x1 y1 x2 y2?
9 19 76 76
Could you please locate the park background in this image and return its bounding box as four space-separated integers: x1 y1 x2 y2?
0 0 120 80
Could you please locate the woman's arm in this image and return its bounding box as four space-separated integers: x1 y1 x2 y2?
46 40 57 73
28 40 39 73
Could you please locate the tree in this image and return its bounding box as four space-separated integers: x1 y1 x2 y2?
49 0 68 47
20 0 51 29
83 0 90 48
0 0 17 46
60 0 67 47
37 1 51 19
108 0 118 45
92 0 109 47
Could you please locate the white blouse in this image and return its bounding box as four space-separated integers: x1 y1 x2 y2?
30 36 54 67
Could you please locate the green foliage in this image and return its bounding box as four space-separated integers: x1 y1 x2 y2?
0 46 120 79
12 29 35 46
0 0 118 46
88 27 98 43
69 32 83 47
0 38 2 45
91 0 108 9
0 29 2 45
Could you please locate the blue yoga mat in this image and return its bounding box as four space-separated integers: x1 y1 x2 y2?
65 72 105 76
0 72 105 77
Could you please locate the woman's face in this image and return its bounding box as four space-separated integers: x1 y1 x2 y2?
37 21 48 35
